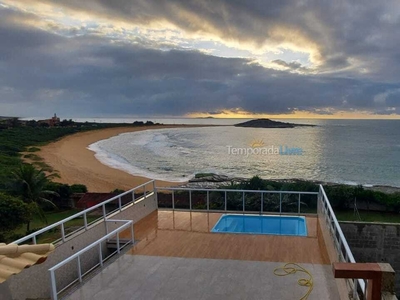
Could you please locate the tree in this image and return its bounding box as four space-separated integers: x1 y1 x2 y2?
11 164 58 232
0 193 31 242
71 184 88 193
45 182 72 208
246 176 266 190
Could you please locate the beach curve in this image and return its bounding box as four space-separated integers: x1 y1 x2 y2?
37 125 198 192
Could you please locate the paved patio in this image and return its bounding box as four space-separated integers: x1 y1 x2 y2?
66 255 339 300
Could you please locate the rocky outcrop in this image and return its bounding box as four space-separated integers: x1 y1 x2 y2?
234 118 315 128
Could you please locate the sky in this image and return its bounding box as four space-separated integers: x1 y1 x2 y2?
0 0 399 119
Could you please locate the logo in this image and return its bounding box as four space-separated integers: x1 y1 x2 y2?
227 138 303 156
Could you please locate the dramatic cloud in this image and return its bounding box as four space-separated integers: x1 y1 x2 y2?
0 1 399 118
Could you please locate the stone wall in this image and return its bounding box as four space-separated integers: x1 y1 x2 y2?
340 221 400 294
4 194 157 300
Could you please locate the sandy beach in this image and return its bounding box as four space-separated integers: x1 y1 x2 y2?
37 125 195 192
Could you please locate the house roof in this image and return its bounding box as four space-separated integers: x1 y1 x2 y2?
76 193 116 208
0 243 54 283
77 193 132 209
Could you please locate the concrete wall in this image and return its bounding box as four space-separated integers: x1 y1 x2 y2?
107 194 157 233
3 194 157 300
340 221 400 294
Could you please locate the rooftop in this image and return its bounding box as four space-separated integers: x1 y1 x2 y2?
66 255 337 300
2 181 396 300
65 210 338 299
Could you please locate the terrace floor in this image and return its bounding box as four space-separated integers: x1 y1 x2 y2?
66 255 339 300
126 210 329 264
66 210 339 299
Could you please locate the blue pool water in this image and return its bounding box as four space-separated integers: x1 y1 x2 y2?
211 214 307 236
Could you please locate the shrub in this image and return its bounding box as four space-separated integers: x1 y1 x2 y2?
0 193 31 242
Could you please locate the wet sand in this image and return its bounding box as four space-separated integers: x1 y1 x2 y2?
37 125 197 192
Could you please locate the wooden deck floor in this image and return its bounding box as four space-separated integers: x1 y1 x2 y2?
126 210 329 264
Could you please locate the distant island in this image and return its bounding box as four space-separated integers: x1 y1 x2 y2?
234 118 315 128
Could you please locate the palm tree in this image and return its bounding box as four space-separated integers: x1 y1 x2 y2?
11 164 58 232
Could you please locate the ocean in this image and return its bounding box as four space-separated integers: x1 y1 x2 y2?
87 118 400 187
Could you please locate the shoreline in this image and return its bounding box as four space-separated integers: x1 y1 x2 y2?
37 125 205 192
35 124 400 194
182 177 400 194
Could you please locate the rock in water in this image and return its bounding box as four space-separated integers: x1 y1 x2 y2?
234 118 315 128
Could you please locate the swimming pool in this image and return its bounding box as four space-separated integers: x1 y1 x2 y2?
211 214 307 236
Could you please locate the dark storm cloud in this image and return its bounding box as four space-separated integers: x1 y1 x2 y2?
20 0 400 77
0 3 400 117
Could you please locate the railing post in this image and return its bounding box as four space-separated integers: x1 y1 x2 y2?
332 218 337 238
118 197 122 212
143 185 146 198
172 190 175 210
242 192 245 213
77 256 82 283
61 223 65 242
207 191 209 211
99 243 103 267
84 213 88 230
353 279 358 300
117 232 120 254
261 192 263 215
32 235 37 245
130 223 134 243
132 190 135 203
102 204 106 221
279 193 282 214
103 204 108 234
224 191 227 212
153 181 158 207
189 190 192 210
50 270 57 300
298 194 301 214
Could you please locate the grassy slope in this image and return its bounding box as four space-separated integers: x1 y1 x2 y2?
335 210 400 223
13 209 99 243
0 123 142 191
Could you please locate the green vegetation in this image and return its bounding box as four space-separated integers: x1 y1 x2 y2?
31 161 54 172
227 176 400 213
158 174 400 222
26 146 40 152
335 211 400 223
10 164 58 231
0 126 84 190
159 176 400 221
0 193 31 241
0 120 162 243
70 184 88 194
0 121 161 191
12 209 99 243
23 153 43 161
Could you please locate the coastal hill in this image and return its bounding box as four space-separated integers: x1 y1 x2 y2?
234 118 315 128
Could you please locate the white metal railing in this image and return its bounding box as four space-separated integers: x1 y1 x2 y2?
49 219 133 300
318 185 366 299
13 180 155 245
156 186 318 214
10 179 364 299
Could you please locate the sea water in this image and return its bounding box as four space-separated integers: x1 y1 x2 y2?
88 119 400 187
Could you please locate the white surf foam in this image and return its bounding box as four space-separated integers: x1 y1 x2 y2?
87 141 191 183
